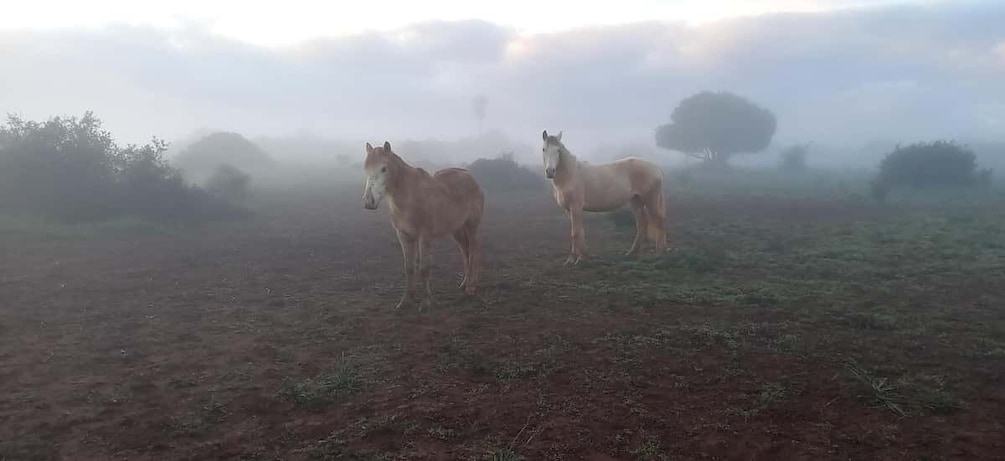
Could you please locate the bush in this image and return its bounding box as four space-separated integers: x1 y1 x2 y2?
0 112 240 223
205 164 251 203
877 140 985 189
778 143 810 173
466 152 544 193
172 131 273 182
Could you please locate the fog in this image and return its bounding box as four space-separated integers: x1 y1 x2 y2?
1 1 1002 170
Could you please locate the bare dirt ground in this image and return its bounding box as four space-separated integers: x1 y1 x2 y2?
2 184 1004 460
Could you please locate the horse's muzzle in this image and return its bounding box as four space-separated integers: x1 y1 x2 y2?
545 168 555 178
363 198 377 210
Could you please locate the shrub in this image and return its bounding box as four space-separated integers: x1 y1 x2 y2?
205 164 251 203
0 112 240 223
466 152 544 193
778 143 809 173
877 140 984 189
172 131 273 181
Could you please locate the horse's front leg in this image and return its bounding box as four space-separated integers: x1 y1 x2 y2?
565 207 586 266
395 230 418 310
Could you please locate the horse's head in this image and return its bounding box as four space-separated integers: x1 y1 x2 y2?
362 141 394 210
541 130 564 179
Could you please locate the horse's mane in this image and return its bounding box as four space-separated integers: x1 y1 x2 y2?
545 136 578 168
385 150 434 179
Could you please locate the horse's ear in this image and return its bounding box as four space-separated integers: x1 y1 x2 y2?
383 141 392 152
556 131 563 142
365 142 374 155
542 130 548 141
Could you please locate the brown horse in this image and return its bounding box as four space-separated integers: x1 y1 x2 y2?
362 141 485 310
541 130 668 265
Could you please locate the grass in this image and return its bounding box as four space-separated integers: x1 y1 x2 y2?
0 213 183 240
5 171 1005 459
277 354 362 408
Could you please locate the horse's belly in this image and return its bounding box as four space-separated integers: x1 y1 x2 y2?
583 189 633 212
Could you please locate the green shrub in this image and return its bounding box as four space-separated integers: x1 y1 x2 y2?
205 164 251 203
877 140 985 189
0 112 241 223
467 152 544 193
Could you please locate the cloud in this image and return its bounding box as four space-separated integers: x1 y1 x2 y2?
0 0 1002 162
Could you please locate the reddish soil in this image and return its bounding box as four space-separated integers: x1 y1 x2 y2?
1 187 1002 460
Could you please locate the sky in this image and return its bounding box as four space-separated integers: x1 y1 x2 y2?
1 0 1003 163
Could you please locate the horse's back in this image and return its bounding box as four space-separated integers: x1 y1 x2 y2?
433 167 485 212
434 168 482 193
617 157 663 190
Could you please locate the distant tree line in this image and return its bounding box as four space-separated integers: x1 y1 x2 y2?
653 89 993 199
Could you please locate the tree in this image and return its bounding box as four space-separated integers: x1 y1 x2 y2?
0 112 239 222
655 91 777 166
472 95 488 134
172 131 273 181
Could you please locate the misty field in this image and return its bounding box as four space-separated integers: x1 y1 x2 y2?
2 179 1004 460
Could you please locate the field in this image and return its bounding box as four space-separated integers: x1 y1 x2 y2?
2 177 1004 460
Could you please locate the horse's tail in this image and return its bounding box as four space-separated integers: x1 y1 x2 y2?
645 176 668 250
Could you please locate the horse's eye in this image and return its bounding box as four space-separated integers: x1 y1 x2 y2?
381 166 387 173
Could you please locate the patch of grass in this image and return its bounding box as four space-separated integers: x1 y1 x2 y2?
486 448 524 461
756 382 788 406
908 374 965 416
653 246 730 273
278 355 361 408
917 386 964 415
840 311 900 331
845 360 909 416
0 214 182 240
0 433 59 461
629 437 670 460
846 362 968 417
163 394 232 437
298 436 398 461
343 414 419 439
436 336 560 383
436 338 498 378
427 426 458 440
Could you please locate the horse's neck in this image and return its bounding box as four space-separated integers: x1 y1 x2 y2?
555 147 579 182
386 156 425 204
386 156 412 192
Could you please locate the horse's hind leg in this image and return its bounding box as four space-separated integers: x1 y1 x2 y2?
416 237 434 311
452 228 470 290
626 195 647 257
463 219 482 295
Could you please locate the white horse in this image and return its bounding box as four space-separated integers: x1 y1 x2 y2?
541 130 668 265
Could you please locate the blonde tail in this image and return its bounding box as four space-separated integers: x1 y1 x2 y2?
646 187 668 251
